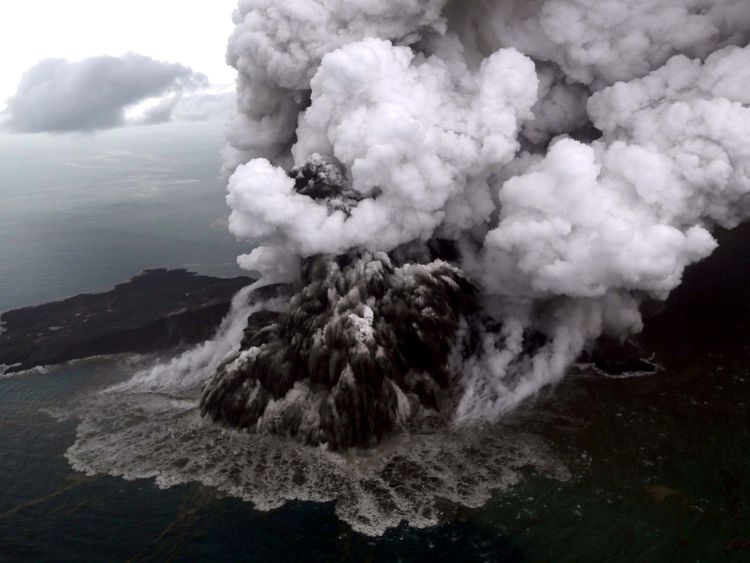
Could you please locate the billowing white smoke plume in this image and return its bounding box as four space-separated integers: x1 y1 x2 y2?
222 0 445 174
222 0 750 427
449 0 750 86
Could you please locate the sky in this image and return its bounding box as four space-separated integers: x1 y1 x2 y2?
0 0 238 113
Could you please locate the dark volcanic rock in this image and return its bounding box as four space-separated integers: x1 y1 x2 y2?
584 338 660 377
0 269 252 373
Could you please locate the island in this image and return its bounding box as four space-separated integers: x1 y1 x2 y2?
0 269 252 374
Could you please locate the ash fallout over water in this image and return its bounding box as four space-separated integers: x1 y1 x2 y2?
66 0 750 533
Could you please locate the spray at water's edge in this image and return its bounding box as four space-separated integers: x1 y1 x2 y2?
65 378 570 537
113 280 284 394
58 277 567 536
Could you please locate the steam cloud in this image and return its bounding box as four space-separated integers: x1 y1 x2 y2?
4 53 223 133
203 0 750 445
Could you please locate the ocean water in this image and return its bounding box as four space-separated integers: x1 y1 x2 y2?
1 332 749 561
1 124 750 561
0 361 526 562
0 122 245 314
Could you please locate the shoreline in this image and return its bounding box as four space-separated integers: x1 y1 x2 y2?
0 268 252 375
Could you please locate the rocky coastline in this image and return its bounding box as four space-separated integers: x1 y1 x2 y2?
0 269 252 374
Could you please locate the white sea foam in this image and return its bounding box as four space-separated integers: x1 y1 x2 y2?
65 381 568 536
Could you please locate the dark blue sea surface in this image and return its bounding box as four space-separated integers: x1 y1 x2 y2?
0 362 527 562
0 123 245 313
1 336 749 562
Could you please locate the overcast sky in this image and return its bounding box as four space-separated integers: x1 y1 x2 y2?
0 0 238 112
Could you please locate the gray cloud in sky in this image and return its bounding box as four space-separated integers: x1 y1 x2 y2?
4 53 210 133
137 90 234 126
